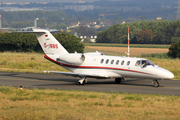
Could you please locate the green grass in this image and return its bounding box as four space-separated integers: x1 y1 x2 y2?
0 86 180 120
85 43 170 48
0 52 68 73
140 53 169 59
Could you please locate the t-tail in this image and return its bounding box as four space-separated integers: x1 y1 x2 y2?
33 29 69 55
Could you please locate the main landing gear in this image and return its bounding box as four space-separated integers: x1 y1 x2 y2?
78 78 87 85
115 78 126 84
153 80 159 88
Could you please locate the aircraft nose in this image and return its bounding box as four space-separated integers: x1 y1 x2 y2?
167 71 174 79
164 71 174 79
156 67 174 79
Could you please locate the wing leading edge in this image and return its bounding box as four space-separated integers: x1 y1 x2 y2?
44 71 109 78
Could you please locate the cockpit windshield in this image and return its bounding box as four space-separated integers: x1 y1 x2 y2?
135 60 155 67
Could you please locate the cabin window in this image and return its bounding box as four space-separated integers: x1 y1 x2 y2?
106 59 109 64
100 59 104 63
111 60 114 64
116 60 119 65
127 61 130 66
121 60 124 65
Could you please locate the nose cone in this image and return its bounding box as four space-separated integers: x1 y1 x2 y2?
154 67 174 80
164 71 174 79
158 68 174 79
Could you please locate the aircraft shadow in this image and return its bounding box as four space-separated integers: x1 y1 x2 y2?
33 80 159 88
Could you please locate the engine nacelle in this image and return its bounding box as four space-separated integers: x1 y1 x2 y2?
58 53 85 65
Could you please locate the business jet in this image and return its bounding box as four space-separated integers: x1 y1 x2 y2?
16 29 174 87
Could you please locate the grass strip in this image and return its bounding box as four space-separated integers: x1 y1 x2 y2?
0 86 180 120
85 43 170 48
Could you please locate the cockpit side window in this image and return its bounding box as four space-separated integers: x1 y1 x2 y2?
142 60 155 67
148 60 155 66
136 60 155 67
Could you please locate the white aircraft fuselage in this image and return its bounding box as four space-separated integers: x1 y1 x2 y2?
15 29 174 87
45 53 174 80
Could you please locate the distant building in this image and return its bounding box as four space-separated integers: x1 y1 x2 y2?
75 31 97 43
157 17 162 20
67 22 80 29
95 6 141 12
0 7 42 12
64 5 94 12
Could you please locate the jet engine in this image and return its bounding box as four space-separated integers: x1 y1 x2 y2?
58 53 85 65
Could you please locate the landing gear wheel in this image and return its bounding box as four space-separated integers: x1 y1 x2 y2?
78 78 87 85
79 80 85 85
153 80 159 88
115 78 122 84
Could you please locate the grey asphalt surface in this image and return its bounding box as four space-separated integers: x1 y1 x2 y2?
0 72 180 96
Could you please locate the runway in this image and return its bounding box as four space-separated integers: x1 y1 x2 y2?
0 72 180 96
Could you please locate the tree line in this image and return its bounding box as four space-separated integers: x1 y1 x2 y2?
96 20 180 44
0 32 84 53
0 11 69 29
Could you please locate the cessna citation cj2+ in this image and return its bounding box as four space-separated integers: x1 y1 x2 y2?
17 29 174 87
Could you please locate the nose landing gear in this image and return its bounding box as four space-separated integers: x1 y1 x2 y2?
79 78 87 85
115 78 126 84
153 80 159 88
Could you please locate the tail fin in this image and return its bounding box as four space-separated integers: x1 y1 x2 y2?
33 29 69 55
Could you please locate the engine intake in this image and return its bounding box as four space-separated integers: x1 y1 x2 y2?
58 53 85 65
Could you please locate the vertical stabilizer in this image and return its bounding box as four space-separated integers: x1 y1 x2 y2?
33 29 69 55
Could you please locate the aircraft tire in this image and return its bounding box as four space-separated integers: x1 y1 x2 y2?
153 80 159 88
79 80 85 85
115 78 122 84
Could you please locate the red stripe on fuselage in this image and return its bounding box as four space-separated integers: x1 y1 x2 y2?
44 54 154 76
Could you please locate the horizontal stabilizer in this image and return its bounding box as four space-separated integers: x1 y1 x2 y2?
12 30 61 34
44 71 108 78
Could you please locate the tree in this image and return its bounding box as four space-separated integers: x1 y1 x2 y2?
57 23 67 30
76 25 88 32
96 20 180 44
37 18 47 28
53 33 84 53
96 30 109 43
136 29 155 44
168 41 180 58
0 33 84 53
171 37 180 43
83 38 91 43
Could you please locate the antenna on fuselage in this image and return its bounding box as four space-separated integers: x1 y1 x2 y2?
127 26 130 57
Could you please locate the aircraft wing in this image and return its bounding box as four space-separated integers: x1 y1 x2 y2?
44 71 108 78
